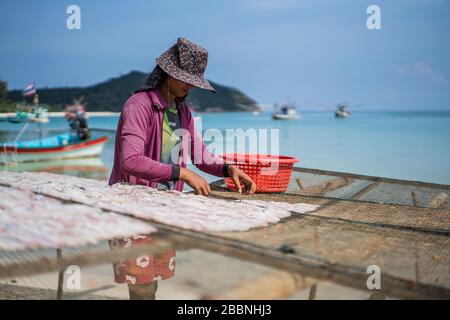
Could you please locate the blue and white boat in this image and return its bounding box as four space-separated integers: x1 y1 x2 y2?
1 133 108 164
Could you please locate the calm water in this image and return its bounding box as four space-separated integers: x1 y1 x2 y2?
1 111 450 185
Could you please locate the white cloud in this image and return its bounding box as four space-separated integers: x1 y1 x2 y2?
395 62 448 86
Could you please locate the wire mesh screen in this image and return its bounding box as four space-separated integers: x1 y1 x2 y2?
211 167 450 209
286 167 450 209
1 168 449 299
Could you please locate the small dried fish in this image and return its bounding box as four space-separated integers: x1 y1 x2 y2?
0 172 319 233
0 184 156 251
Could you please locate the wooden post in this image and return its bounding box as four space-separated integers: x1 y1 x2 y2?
411 193 421 284
0 240 174 280
296 177 304 189
297 177 352 196
411 191 419 207
351 181 380 200
56 249 64 300
308 283 317 300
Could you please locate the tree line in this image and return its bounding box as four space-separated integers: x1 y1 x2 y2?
3 71 259 113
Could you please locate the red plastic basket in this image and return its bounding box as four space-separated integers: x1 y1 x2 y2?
221 153 299 193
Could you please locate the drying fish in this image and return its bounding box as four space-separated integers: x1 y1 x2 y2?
0 172 320 232
0 185 156 251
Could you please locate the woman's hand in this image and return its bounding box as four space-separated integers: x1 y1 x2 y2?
179 168 211 196
227 165 257 194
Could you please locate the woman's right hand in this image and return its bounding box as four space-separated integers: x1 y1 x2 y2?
179 168 211 196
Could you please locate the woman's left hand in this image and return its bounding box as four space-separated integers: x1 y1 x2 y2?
227 165 257 194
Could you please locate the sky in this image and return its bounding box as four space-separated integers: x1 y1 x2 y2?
0 0 449 110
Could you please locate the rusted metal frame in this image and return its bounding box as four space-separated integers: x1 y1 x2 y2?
281 189 444 211
293 166 450 191
92 213 450 300
1 183 449 299
155 228 450 300
211 178 446 211
209 192 450 236
0 240 174 279
1 211 449 299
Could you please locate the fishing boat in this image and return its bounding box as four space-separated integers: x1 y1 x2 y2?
8 91 50 124
7 110 29 123
7 105 49 123
0 133 108 164
272 102 300 120
29 106 49 123
335 104 351 118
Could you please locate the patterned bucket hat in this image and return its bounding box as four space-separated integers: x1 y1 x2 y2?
134 37 215 94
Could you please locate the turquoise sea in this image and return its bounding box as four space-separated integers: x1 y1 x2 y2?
1 111 450 185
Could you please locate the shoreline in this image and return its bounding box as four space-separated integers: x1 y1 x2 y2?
0 111 120 118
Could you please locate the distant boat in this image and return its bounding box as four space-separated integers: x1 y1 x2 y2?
272 102 300 120
335 104 351 118
8 89 50 123
7 111 28 123
252 111 260 116
29 106 49 123
1 134 108 164
7 105 49 123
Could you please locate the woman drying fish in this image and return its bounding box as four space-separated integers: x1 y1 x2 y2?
109 37 256 195
109 37 256 299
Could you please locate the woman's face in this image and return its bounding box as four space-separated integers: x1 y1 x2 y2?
167 76 194 98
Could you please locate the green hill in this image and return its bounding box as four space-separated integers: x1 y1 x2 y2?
7 71 259 113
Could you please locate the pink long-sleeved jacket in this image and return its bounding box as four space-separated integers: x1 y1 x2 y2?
108 89 227 191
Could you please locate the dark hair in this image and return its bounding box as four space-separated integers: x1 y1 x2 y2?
132 66 166 95
132 66 188 102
